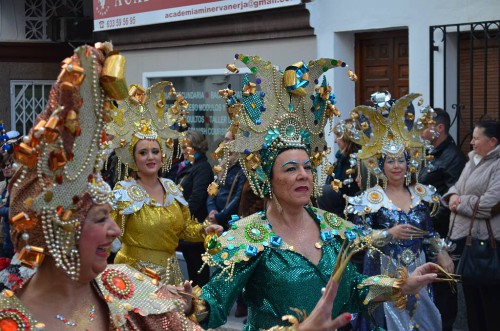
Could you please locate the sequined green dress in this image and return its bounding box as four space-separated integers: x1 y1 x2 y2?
201 207 392 331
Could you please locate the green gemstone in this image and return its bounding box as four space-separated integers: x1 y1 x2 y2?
288 103 294 111
232 224 238 230
239 244 245 249
251 228 261 236
243 57 250 64
320 223 326 229
331 59 338 66
322 66 328 72
285 125 295 137
251 67 257 73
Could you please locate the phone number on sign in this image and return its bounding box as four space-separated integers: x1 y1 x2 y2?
98 16 136 30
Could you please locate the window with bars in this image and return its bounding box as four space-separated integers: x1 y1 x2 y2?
10 80 54 135
24 0 83 40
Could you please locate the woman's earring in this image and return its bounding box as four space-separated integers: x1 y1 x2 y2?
271 190 283 214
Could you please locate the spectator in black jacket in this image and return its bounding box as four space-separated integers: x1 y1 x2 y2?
317 120 360 217
419 108 467 331
0 155 15 258
207 131 245 230
175 130 214 286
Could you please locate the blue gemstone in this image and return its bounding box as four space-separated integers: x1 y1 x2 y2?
262 143 269 149
345 230 357 241
260 91 266 97
262 241 269 246
228 244 235 250
256 119 262 125
270 235 283 247
244 131 250 137
320 231 332 241
373 276 380 282
317 215 323 220
310 95 315 100
235 53 239 58
314 79 319 84
332 230 339 236
228 236 235 241
231 215 240 223
244 149 250 155
222 231 228 237
260 106 266 112
256 78 262 84
245 245 258 257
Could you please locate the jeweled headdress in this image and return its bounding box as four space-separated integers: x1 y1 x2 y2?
338 91 436 188
106 82 189 177
9 42 127 280
209 54 354 198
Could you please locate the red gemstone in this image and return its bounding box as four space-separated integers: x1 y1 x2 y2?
56 174 63 184
112 276 126 290
0 318 19 331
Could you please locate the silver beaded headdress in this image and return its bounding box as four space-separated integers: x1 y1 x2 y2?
337 91 436 188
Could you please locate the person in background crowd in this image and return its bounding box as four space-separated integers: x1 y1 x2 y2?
176 130 215 287
207 130 246 230
419 107 466 331
0 128 21 258
317 120 360 217
0 155 15 258
442 120 500 331
207 130 248 319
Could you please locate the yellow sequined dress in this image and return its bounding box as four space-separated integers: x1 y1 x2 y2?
112 178 204 284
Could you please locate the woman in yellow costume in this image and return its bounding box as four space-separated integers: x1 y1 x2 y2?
107 83 222 284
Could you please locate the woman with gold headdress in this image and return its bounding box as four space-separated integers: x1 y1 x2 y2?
197 55 451 331
107 83 222 285
0 42 205 330
343 92 455 331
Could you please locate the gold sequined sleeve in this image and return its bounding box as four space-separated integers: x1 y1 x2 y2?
180 204 205 242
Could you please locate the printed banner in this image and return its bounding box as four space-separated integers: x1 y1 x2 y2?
94 0 302 31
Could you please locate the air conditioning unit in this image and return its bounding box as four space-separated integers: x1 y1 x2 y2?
48 17 93 43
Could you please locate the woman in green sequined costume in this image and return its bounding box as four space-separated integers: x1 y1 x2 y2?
198 54 444 331
201 148 443 331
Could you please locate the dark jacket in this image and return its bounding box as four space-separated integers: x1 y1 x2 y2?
419 135 467 237
317 150 360 217
175 154 214 222
0 186 13 258
206 163 245 229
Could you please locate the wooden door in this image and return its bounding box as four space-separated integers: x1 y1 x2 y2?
355 30 409 105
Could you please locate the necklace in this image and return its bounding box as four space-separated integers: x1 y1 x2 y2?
55 305 95 328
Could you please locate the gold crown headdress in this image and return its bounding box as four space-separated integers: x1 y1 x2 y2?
9 42 127 279
339 92 436 188
106 82 189 178
208 54 355 198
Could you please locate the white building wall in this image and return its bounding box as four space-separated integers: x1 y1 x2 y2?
308 0 500 148
121 37 317 86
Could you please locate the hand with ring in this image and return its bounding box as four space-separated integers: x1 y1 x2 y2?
388 224 427 240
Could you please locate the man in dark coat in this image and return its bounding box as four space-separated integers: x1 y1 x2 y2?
419 108 467 331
